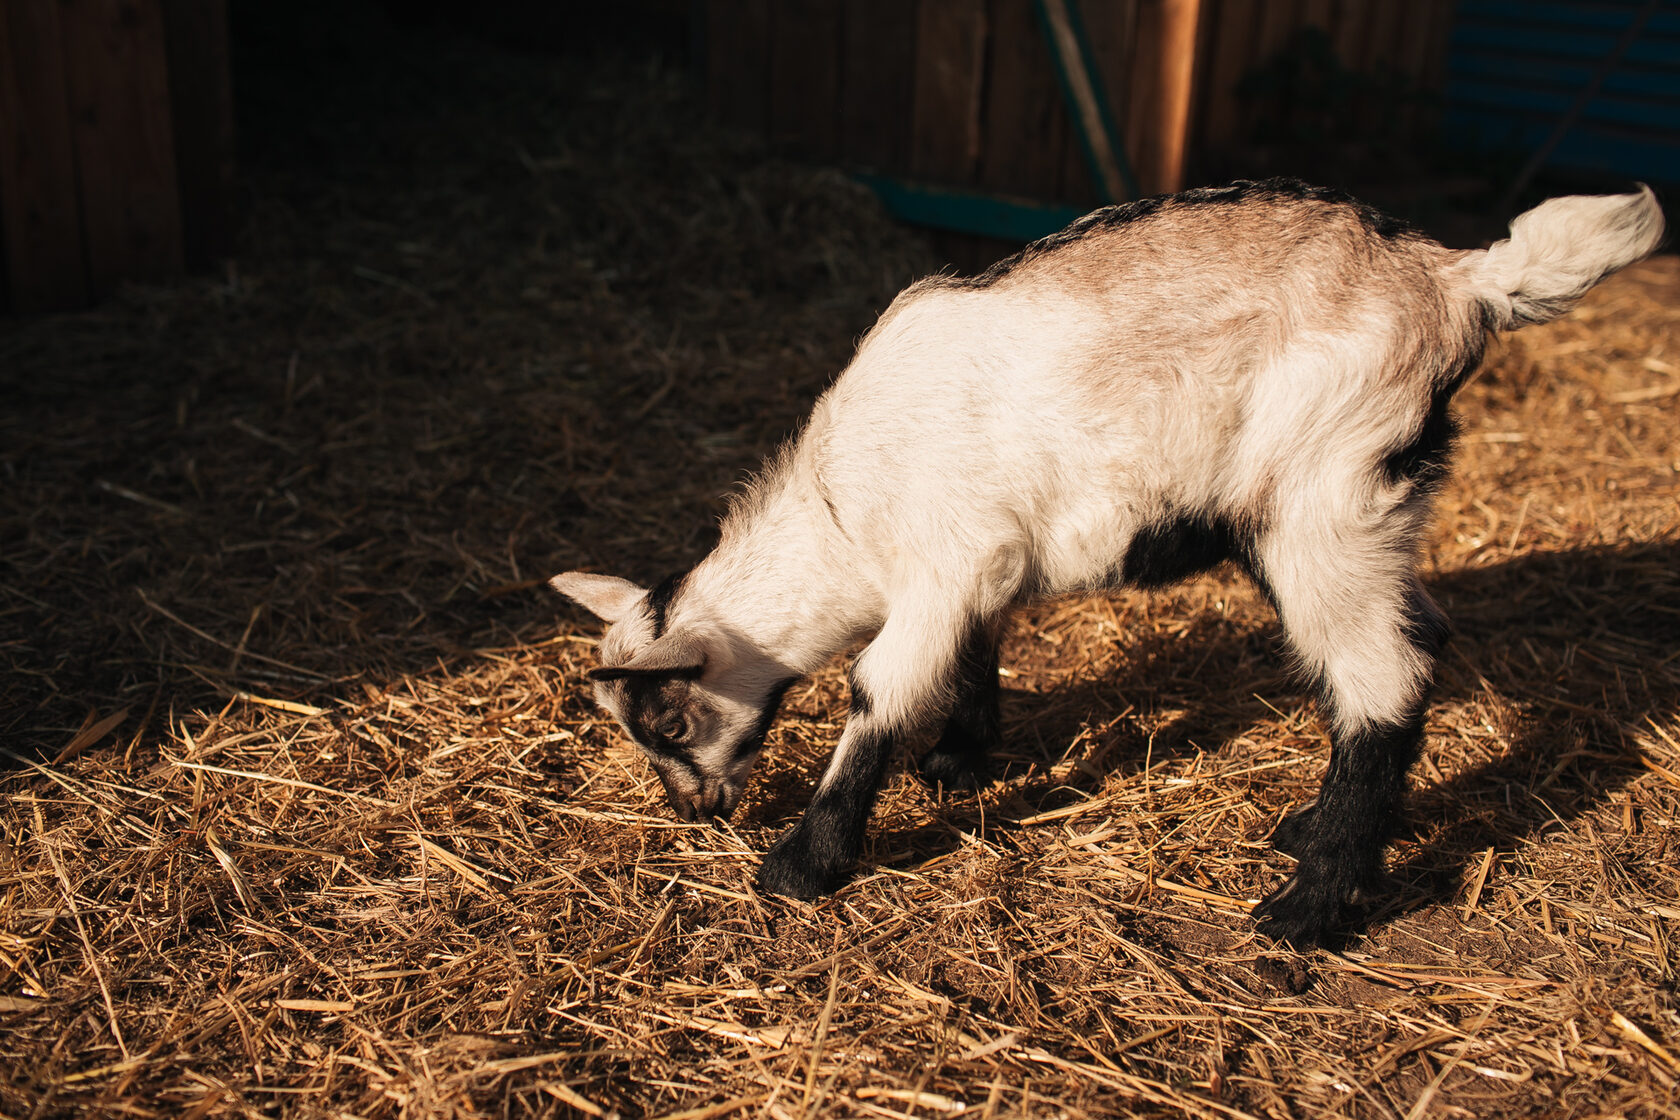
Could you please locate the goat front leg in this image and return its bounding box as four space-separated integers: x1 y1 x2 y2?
755 677 896 898
757 594 969 898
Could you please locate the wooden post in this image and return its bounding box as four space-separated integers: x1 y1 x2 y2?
162 0 235 269
1153 0 1202 194
60 0 185 296
0 1 90 309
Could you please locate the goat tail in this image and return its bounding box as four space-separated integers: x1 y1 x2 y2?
1465 185 1665 330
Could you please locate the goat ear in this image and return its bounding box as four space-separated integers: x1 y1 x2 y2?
588 630 707 681
550 571 647 624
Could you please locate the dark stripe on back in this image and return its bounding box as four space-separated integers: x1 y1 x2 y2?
645 570 688 639
938 178 1418 291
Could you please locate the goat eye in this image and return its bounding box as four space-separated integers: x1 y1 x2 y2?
662 714 688 741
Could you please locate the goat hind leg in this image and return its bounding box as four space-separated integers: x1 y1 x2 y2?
1250 524 1446 945
918 622 1002 792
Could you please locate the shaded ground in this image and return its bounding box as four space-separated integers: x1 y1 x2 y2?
3 12 1679 1120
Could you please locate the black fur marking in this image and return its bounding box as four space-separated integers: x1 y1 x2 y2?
1402 588 1452 661
644 570 688 639
757 681 895 898
732 677 796 764
942 178 1418 289
620 675 695 762
846 668 873 718
1381 389 1460 491
1256 711 1426 946
1121 512 1249 589
919 624 1000 791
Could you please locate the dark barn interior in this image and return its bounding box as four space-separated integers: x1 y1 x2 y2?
3 2 1680 1117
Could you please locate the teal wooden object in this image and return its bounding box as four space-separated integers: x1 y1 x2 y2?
854 174 1089 243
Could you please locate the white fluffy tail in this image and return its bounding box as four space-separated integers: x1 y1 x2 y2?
1470 186 1665 329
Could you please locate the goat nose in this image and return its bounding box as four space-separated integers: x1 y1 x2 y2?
671 795 698 823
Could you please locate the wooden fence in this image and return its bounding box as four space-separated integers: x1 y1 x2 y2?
0 0 233 312
703 0 1459 219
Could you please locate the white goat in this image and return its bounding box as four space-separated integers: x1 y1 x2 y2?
553 178 1664 946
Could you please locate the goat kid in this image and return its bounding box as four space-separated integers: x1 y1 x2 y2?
553 179 1664 946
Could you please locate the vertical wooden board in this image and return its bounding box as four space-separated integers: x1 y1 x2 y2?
705 0 771 137
978 0 1067 200
161 0 234 268
1152 0 1204 195
910 0 988 184
1124 0 1170 194
1300 0 1334 33
1255 0 1300 62
769 0 841 157
1394 0 1443 139
1180 0 1224 180
1364 0 1408 71
1414 0 1458 139
1358 0 1409 134
1071 0 1137 201
1197 0 1260 147
839 0 918 170
60 0 184 294
0 1 89 310
1330 0 1372 75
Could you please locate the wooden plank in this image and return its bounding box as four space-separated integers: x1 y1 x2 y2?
60 0 184 295
839 0 919 170
1394 0 1444 140
1197 0 1261 147
1124 0 1171 193
1299 0 1334 34
910 0 989 184
1330 0 1374 77
769 0 841 157
979 0 1066 200
1067 0 1136 201
704 0 771 137
1254 0 1299 63
1151 0 1203 194
161 0 234 269
0 1 90 310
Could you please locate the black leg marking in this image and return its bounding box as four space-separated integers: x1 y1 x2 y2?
756 675 896 899
1121 511 1248 589
1403 586 1451 661
1255 712 1425 946
919 625 1001 792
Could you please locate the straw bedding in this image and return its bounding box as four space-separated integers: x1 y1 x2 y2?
3 21 1678 1120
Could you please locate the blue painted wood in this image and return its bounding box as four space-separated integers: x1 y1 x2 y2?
1442 0 1680 182
854 174 1088 241
1446 52 1680 98
1455 0 1680 34
1447 79 1680 129
1449 23 1679 68
1444 109 1680 180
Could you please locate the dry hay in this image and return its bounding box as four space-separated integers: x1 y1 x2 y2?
3 23 1679 1120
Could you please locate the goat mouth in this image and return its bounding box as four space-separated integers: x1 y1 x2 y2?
663 783 743 823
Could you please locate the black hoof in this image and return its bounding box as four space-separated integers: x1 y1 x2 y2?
755 827 847 899
1270 802 1319 858
1253 874 1344 948
917 748 991 792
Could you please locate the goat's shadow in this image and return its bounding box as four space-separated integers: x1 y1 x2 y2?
815 541 1678 926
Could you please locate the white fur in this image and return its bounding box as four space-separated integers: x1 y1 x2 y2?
558 182 1663 800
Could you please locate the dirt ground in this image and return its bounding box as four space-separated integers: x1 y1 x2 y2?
3 17 1679 1120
